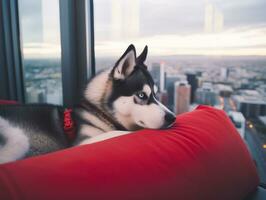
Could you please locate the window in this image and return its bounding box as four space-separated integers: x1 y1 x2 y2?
0 0 94 106
18 0 62 104
94 0 266 183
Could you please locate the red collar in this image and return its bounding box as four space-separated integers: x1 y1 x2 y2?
63 108 76 143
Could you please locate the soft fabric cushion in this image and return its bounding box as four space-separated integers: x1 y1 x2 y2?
0 100 17 105
0 105 259 200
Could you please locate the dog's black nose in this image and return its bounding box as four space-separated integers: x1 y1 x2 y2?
165 113 176 124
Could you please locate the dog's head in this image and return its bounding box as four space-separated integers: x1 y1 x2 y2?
108 44 176 130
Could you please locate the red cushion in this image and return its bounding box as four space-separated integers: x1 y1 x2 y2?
0 105 259 200
0 100 17 105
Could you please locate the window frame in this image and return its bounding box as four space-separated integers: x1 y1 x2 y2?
59 0 95 106
0 0 25 102
0 0 95 106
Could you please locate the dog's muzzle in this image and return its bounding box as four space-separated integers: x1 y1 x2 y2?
161 113 176 129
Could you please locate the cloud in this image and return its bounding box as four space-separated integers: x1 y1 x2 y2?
23 43 61 58
95 27 266 57
23 26 266 58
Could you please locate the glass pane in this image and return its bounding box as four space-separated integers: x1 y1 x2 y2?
18 0 62 104
94 0 266 183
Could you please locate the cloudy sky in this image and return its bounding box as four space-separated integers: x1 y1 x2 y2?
94 0 266 57
95 0 266 36
19 0 266 58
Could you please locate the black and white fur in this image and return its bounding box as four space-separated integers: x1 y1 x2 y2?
0 45 176 164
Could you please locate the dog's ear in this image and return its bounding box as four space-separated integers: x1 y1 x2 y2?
113 44 136 80
137 45 148 64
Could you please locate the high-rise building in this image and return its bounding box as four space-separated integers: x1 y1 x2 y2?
158 90 168 106
232 90 266 118
166 74 187 110
186 73 198 103
174 81 191 115
215 84 233 97
150 63 165 92
195 82 219 106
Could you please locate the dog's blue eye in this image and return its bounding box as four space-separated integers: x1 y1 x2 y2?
137 92 147 100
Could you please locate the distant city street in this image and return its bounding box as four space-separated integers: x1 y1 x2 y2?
223 95 266 183
245 127 266 183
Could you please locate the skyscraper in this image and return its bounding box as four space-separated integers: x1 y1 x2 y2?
158 90 168 106
174 81 191 115
150 63 165 92
195 82 219 106
166 74 187 110
186 73 198 103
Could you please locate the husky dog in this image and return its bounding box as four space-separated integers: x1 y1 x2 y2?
0 44 176 164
